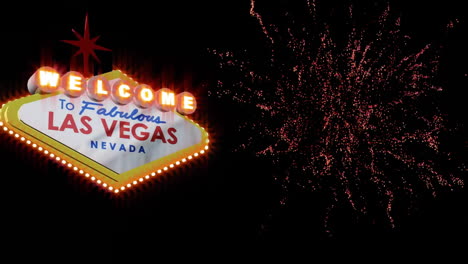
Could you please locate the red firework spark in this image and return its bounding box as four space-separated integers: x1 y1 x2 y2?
211 0 465 229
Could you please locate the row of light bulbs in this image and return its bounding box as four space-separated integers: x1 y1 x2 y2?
0 115 209 194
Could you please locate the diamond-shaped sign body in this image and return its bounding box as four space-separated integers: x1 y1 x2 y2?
0 70 209 193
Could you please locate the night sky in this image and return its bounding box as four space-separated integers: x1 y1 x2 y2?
0 0 466 260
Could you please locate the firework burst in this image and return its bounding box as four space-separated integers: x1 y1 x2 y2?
211 0 464 229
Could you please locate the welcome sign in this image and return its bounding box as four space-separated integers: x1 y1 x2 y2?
0 67 209 193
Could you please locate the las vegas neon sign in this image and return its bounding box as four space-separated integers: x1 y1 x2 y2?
0 67 209 194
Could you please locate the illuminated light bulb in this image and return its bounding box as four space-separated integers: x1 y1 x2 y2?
38 147 43 151
97 180 102 184
139 178 143 182
14 133 19 138
155 88 176 112
127 184 131 188
26 140 31 144
103 183 108 188
3 127 8 131
134 84 155 108
163 167 168 171
67 163 72 168
169 164 174 168
8 130 13 135
182 158 187 162
194 153 199 157
176 92 197 115
50 154 55 158
151 172 156 176
32 143 37 148
91 177 96 181
56 157 60 161
200 150 205 154
145 175 150 179
0 121 3 126
109 186 114 191
29 66 60 94
120 186 125 191
114 189 119 193
205 146 209 150
133 181 138 185
85 173 90 177
157 169 162 174
176 161 180 165
206 139 210 143
79 170 84 174
20 137 25 141
73 167 78 171
44 150 49 155
86 76 111 101
188 156 193 160
111 80 133 105
61 71 86 97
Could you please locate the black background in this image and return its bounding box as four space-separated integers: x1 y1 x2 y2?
0 0 466 260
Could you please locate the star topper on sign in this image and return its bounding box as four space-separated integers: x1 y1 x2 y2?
61 13 111 77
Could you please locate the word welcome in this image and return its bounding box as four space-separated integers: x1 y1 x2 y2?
28 66 197 115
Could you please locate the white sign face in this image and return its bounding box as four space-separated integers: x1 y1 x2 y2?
18 92 202 174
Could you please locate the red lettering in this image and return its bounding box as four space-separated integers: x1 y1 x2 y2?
167 127 177 144
120 121 130 139
131 123 149 141
60 114 78 133
151 126 166 143
48 111 59 131
101 119 117 137
80 116 92 134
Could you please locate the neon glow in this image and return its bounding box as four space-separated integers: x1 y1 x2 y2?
62 71 86 97
155 88 177 112
87 76 110 101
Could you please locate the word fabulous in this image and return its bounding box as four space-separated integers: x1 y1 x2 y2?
27 66 197 115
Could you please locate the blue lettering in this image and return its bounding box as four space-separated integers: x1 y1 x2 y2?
129 145 136 152
154 116 164 124
139 146 146 154
80 101 166 124
108 107 119 117
80 101 103 115
89 140 145 154
128 109 139 119
97 108 107 115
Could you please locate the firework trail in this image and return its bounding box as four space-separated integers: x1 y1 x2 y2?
211 0 464 228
